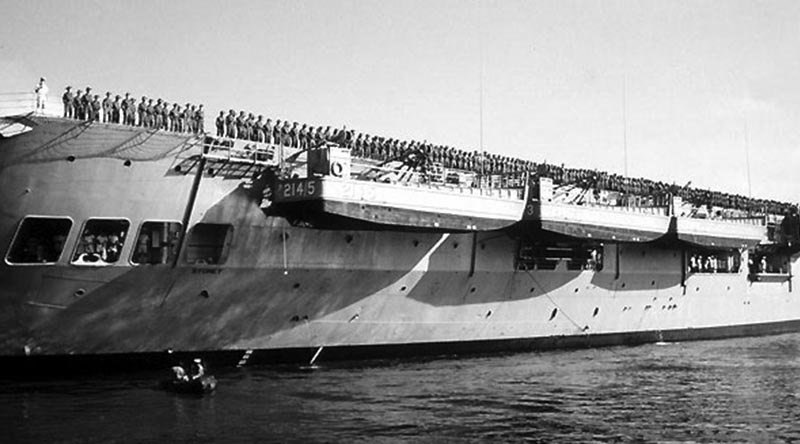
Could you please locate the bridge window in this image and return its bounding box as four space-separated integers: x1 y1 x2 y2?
185 223 233 265
687 248 741 274
72 219 130 265
131 221 182 265
5 216 72 264
517 241 603 272
748 248 789 276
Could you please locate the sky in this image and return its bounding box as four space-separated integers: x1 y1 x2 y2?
2 0 799 202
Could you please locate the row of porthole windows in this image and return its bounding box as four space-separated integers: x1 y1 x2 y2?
5 216 233 266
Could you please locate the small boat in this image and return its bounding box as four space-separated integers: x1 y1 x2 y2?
160 375 217 394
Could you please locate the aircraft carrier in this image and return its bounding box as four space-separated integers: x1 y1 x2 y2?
1 90 798 377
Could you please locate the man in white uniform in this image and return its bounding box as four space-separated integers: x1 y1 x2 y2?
34 77 48 112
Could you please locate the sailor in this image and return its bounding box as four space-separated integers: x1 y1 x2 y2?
184 103 194 133
281 121 291 146
34 77 48 111
215 111 225 137
72 90 83 120
161 101 171 130
254 115 265 142
62 86 74 118
154 99 164 129
82 87 93 120
190 358 205 380
102 92 113 122
137 97 147 127
235 111 246 140
125 94 136 125
106 232 121 262
120 93 130 123
272 119 282 144
244 113 255 141
299 124 309 149
90 95 102 121
225 110 236 138
171 104 182 132
111 95 122 123
264 118 273 144
288 122 299 147
169 104 180 132
145 98 155 128
195 104 204 133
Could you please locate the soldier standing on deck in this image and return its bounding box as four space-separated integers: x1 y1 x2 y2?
264 118 274 144
244 113 255 141
62 86 74 118
90 95 102 121
195 105 204 134
272 119 282 144
215 111 225 137
289 122 299 148
120 93 130 124
154 99 164 129
102 92 113 123
225 110 236 138
137 97 147 127
175 104 185 132
125 95 136 125
184 104 194 133
73 90 84 119
161 101 170 130
254 115 265 142
170 104 180 132
235 111 246 139
111 95 122 123
82 87 93 120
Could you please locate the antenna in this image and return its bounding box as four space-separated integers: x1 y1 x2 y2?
478 0 484 155
622 76 629 176
743 118 752 198
477 0 485 178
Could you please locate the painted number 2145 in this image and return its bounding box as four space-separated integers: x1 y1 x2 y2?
282 180 316 198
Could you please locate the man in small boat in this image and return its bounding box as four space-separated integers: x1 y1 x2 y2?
171 362 189 382
190 358 205 380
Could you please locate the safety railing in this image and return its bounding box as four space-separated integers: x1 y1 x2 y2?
202 136 276 166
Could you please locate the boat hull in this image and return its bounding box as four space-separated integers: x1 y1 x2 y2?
1 116 799 378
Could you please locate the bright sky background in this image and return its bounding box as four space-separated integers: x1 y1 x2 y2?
2 0 799 202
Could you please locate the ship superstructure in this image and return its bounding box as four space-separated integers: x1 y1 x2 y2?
1 92 799 377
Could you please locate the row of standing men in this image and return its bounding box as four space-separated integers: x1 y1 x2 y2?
215 110 349 147
61 86 204 133
213 109 797 215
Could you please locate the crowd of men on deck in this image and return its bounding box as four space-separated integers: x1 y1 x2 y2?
213 110 795 217
48 78 794 218
60 86 204 134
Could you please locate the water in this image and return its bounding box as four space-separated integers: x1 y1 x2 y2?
4 334 800 443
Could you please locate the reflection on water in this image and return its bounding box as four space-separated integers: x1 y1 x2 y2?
4 334 800 443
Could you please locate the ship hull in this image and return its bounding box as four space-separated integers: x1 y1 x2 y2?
1 116 799 378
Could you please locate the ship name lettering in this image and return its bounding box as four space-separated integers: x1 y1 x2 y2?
192 268 223 274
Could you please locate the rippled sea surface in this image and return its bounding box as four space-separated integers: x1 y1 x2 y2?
4 334 800 443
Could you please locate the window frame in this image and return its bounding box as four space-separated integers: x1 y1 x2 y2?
183 223 234 266
4 215 75 266
129 219 183 266
70 217 133 267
